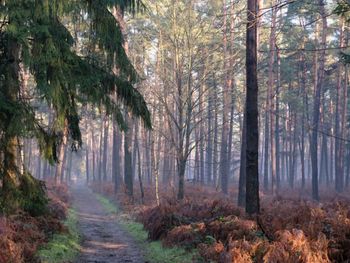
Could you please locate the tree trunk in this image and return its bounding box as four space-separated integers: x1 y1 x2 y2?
124 112 134 199
213 77 219 188
112 113 121 193
268 2 277 194
102 116 109 181
335 18 345 191
55 118 68 184
219 0 231 194
238 109 246 207
206 79 213 184
134 122 144 204
311 0 326 201
275 48 281 189
245 0 260 214
85 118 90 183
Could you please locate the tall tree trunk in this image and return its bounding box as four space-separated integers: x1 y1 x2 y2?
134 122 144 204
335 19 344 191
150 131 160 205
132 122 137 181
213 77 219 188
91 120 96 182
2 39 21 197
311 0 327 200
245 0 260 214
124 112 134 199
102 116 109 181
55 119 68 184
112 113 121 193
85 118 90 183
98 120 104 183
330 100 334 184
238 108 246 207
275 47 281 188
219 0 231 194
289 114 297 188
206 80 213 184
263 109 269 191
268 3 277 194
300 49 307 188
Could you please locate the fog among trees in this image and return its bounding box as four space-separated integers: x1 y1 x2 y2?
2 0 350 262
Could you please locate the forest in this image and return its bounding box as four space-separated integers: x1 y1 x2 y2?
1 0 350 262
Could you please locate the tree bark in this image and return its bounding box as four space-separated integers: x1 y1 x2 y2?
55 118 68 184
124 112 134 199
112 113 121 193
238 109 246 207
245 0 260 215
102 116 109 181
219 0 231 194
310 0 327 201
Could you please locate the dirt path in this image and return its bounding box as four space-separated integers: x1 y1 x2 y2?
71 185 145 263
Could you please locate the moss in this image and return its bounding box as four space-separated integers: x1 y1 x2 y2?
95 194 199 263
36 208 80 263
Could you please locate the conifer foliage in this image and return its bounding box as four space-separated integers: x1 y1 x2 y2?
0 0 150 213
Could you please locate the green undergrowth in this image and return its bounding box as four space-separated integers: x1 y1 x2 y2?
36 208 80 263
95 193 199 263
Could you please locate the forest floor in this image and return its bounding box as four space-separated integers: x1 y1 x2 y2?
91 183 350 263
71 185 145 263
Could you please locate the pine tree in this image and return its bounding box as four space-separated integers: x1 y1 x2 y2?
0 0 151 213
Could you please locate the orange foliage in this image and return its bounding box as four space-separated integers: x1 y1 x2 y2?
198 242 225 262
0 183 69 263
263 230 329 263
93 182 350 263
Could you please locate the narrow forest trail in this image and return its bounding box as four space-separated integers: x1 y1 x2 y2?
71 185 145 263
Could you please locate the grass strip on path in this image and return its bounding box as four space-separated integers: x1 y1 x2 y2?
96 193 199 263
36 208 81 263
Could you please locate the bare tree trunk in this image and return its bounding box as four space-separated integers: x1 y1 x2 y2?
311 0 326 200
263 110 269 191
300 49 307 188
102 116 109 181
112 113 121 193
268 3 277 194
206 79 213 184
144 130 151 185
345 138 350 187
245 0 260 214
335 19 348 192
238 108 246 207
213 77 219 188
85 118 90 183
219 0 231 194
132 122 137 181
194 129 200 183
151 131 160 205
98 120 103 183
55 119 68 184
289 114 297 188
124 112 134 199
134 122 144 204
330 100 334 184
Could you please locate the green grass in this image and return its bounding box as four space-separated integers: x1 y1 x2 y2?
36 208 80 263
95 194 198 263
96 194 118 214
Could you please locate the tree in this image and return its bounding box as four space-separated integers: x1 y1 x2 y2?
245 0 260 214
310 0 327 201
0 0 151 212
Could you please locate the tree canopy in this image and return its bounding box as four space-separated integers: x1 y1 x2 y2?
0 0 151 213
